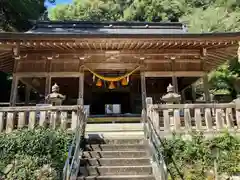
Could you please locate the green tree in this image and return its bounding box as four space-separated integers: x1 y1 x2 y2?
50 0 125 21
123 0 187 22
182 6 240 32
49 0 188 22
0 0 55 31
208 59 240 98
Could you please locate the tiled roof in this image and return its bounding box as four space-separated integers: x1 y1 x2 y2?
26 20 187 35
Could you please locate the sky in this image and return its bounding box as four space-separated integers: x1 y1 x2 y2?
44 0 72 8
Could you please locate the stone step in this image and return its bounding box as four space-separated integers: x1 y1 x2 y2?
82 151 148 158
79 165 153 176
86 138 145 145
86 123 144 132
80 158 150 166
77 175 155 180
86 132 145 140
85 144 145 151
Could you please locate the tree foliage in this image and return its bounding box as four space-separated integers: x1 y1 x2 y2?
0 0 55 31
50 0 240 24
163 132 240 179
49 0 188 22
208 59 240 97
182 0 240 32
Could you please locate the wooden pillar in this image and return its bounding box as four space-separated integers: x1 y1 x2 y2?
45 76 51 103
203 73 210 102
25 85 31 105
9 74 19 106
140 72 147 111
78 72 84 105
172 76 178 93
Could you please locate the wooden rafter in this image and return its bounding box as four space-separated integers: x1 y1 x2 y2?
0 34 238 73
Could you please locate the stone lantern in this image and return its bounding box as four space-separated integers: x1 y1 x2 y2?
161 84 181 130
45 83 66 106
161 84 181 104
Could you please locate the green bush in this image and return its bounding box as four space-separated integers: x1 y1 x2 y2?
163 132 240 180
0 128 72 180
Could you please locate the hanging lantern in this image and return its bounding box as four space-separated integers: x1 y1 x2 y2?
121 77 128 86
96 79 102 87
108 81 116 89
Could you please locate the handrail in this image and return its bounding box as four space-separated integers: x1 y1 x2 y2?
0 105 83 132
0 105 81 112
63 106 87 180
0 102 36 106
151 103 235 110
143 109 184 180
148 102 239 133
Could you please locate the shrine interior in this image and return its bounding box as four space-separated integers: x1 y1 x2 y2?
84 71 141 115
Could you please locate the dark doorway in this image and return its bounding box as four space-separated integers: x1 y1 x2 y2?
90 91 131 115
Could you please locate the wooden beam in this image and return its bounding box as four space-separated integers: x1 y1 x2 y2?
15 72 84 78
1 36 239 44
50 72 83 78
15 70 205 77
144 71 204 77
145 59 201 63
16 72 48 77
20 49 201 56
84 63 138 70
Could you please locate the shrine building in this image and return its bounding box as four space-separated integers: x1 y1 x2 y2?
0 21 239 116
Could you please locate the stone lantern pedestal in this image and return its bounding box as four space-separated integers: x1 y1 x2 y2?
161 84 181 130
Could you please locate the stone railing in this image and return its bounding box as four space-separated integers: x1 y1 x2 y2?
147 103 240 134
0 105 83 133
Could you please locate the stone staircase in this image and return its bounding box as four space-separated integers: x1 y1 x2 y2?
85 123 144 139
77 137 156 180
